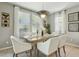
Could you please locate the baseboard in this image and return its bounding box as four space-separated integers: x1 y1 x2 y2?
66 43 79 48
0 46 12 51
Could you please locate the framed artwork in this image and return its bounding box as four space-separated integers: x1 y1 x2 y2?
68 23 79 32
68 12 79 22
1 12 10 27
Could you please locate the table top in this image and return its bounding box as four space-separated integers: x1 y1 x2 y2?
23 34 49 43
23 33 62 43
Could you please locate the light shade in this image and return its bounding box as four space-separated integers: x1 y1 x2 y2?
37 10 49 19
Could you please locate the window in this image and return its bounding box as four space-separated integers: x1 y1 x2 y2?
19 11 31 37
14 6 43 38
55 11 66 34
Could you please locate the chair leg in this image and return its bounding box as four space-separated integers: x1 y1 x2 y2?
13 53 18 57
63 46 66 56
16 54 18 57
55 51 57 57
30 50 32 57
37 49 39 57
13 53 15 57
58 48 61 57
47 55 51 57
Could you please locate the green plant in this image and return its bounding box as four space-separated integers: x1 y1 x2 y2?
44 24 51 34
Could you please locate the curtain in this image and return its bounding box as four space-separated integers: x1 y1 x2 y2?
55 11 66 34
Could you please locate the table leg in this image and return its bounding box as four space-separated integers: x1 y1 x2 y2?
35 43 38 57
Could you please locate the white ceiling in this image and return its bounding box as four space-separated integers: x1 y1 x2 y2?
10 2 79 14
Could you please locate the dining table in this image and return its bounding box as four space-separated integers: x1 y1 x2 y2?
23 34 52 56
23 33 62 56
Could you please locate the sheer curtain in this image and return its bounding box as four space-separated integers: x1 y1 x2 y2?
55 11 66 34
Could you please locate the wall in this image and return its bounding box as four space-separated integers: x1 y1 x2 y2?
48 14 55 33
0 2 14 48
66 5 79 45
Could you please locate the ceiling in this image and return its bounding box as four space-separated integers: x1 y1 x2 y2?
10 2 79 14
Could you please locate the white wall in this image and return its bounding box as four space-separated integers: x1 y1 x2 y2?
48 14 55 33
66 5 79 45
0 2 14 48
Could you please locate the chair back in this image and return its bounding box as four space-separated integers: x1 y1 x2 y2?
37 36 59 55
10 36 20 53
48 37 60 54
58 34 67 48
10 36 32 54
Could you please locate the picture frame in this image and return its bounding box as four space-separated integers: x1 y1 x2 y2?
1 12 10 27
68 23 79 32
68 12 79 22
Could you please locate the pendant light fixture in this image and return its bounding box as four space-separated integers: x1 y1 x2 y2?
37 2 49 19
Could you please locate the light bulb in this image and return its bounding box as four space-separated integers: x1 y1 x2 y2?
40 14 46 18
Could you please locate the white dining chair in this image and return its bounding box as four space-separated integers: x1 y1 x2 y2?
37 37 59 57
58 34 67 57
10 36 32 57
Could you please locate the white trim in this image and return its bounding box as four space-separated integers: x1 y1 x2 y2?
0 46 12 51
